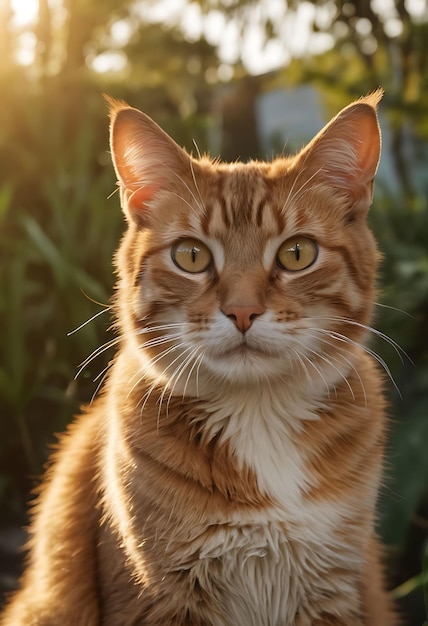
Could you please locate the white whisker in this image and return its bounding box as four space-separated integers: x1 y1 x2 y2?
192 138 202 160
189 157 207 216
374 302 415 318
305 330 368 406
282 167 323 213
74 337 120 380
165 346 204 415
169 191 201 216
75 324 180 383
67 307 111 336
107 186 120 200
315 327 402 398
140 334 181 350
131 341 191 417
137 322 183 333
308 315 412 365
182 349 206 400
290 344 332 399
305 344 355 400
169 168 205 215
155 344 196 421
138 381 158 418
90 363 113 404
126 343 184 404
195 349 206 397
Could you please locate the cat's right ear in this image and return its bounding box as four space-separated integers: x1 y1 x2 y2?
106 97 191 223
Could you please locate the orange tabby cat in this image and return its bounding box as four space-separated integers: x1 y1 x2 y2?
1 90 398 625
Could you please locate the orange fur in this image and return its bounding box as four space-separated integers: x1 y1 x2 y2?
1 90 398 625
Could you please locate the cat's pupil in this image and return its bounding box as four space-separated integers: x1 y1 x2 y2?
191 247 197 263
295 243 301 261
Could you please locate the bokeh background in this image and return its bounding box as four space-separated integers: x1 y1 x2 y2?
0 0 427 623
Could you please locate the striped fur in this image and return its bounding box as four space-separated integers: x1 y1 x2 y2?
1 91 398 625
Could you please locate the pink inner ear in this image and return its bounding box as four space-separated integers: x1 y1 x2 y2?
344 106 381 184
127 185 158 211
109 105 192 220
297 98 381 206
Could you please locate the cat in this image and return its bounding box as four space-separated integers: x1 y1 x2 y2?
0 89 398 625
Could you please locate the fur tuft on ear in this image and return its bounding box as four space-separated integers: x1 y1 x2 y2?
106 97 192 222
296 89 383 212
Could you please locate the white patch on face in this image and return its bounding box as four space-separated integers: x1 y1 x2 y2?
263 235 285 271
205 237 225 273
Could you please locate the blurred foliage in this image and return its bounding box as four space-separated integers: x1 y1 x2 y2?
198 0 428 97
0 1 427 624
0 78 120 515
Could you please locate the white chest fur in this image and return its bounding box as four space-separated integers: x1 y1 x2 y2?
186 384 361 625
188 519 361 626
200 382 329 526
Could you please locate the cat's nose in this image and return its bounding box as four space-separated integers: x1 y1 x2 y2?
222 305 265 334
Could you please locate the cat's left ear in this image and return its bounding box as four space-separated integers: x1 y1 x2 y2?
107 97 192 223
297 89 383 213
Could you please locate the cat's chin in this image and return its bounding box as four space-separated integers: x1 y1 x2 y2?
202 346 291 385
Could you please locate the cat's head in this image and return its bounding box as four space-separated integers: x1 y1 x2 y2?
108 91 382 392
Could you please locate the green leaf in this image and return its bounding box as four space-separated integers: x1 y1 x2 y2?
20 213 108 302
380 399 428 548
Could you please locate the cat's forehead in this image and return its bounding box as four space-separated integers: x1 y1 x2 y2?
192 158 319 242
200 159 281 199
192 160 279 232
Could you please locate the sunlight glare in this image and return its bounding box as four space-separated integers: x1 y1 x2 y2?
15 32 37 66
91 51 128 74
11 0 38 26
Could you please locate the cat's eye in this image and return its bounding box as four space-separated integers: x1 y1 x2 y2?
277 236 318 272
172 239 212 274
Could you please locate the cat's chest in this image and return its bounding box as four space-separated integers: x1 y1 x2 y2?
187 391 362 624
200 384 326 527
188 519 357 626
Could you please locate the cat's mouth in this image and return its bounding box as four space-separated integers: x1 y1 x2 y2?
204 338 287 383
222 342 273 359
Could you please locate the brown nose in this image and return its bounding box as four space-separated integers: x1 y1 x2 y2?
222 305 265 334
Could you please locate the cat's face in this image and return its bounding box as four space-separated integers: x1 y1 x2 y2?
109 93 382 391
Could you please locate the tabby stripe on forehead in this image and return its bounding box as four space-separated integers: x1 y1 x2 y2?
255 192 285 231
219 195 231 228
199 197 229 234
200 202 213 235
255 195 269 228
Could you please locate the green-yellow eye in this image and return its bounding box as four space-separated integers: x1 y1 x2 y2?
277 236 318 272
172 239 212 274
